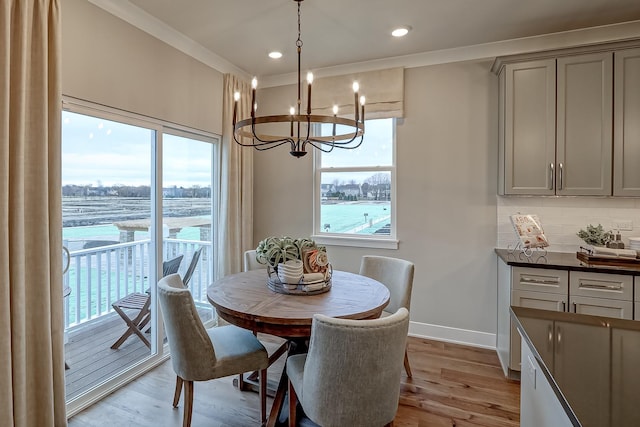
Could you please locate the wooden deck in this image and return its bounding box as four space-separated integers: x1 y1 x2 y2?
65 306 214 401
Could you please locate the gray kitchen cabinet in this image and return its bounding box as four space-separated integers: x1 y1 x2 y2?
497 265 568 375
497 50 615 196
556 52 613 196
569 271 633 319
497 260 634 376
614 47 640 196
510 289 566 371
571 295 633 319
499 59 556 195
611 328 640 426
553 321 610 427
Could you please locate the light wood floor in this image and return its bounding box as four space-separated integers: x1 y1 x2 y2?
68 336 520 427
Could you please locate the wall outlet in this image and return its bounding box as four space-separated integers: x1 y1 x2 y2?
613 220 633 231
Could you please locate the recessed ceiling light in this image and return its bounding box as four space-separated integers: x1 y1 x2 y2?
268 51 283 59
391 26 411 37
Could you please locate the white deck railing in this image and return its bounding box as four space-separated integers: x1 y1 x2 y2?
63 238 213 330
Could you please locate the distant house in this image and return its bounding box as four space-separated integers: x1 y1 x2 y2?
320 183 335 197
337 184 361 197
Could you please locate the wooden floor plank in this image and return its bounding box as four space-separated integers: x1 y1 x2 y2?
69 337 520 427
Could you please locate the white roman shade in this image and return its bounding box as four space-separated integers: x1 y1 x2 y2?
311 68 404 119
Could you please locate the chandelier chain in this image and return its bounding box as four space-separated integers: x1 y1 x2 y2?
296 0 303 48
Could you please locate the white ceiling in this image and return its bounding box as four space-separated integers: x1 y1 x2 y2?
103 0 640 79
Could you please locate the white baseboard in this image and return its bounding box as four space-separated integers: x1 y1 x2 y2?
409 320 496 350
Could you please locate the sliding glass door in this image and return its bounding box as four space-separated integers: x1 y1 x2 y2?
162 131 215 324
61 102 217 413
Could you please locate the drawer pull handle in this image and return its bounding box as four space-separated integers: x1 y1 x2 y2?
521 277 559 285
580 282 622 291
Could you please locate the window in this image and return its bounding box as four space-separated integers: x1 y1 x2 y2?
313 118 397 249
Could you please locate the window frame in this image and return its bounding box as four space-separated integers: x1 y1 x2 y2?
312 118 398 249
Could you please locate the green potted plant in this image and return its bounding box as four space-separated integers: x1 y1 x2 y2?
255 236 328 272
577 224 613 247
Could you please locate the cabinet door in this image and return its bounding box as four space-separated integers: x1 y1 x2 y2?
614 48 640 196
554 321 610 427
570 295 633 319
510 289 567 371
611 328 640 426
556 52 613 195
502 60 556 195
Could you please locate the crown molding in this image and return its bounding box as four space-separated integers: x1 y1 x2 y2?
86 0 640 88
87 0 251 80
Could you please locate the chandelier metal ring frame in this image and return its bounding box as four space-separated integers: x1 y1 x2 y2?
232 0 365 158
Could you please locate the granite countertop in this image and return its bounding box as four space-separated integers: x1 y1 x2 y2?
511 306 640 427
495 248 640 275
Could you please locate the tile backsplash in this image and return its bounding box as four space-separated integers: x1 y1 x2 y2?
497 197 640 253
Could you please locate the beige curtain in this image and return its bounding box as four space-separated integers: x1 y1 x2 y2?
216 74 253 279
312 67 404 118
0 1 66 426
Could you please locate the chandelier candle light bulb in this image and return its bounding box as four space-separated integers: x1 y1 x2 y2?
307 72 313 115
232 0 365 157
353 82 360 122
290 106 295 137
232 91 240 125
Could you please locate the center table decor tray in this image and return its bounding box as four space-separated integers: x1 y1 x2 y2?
266 265 332 295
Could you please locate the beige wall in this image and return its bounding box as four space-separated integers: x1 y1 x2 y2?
61 0 223 134
254 61 499 335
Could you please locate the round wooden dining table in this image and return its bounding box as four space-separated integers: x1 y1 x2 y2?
207 269 390 427
207 269 390 338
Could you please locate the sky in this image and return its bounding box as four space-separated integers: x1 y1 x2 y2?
62 111 213 188
62 111 392 188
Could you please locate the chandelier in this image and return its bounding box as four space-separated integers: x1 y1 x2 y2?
232 0 365 158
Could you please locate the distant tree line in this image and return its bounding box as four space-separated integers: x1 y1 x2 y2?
322 172 392 201
62 184 211 198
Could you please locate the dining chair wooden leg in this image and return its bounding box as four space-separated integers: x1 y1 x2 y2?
403 346 412 378
173 376 183 407
259 368 267 426
183 380 194 427
288 380 297 427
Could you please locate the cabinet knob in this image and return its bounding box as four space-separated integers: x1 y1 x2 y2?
549 163 555 190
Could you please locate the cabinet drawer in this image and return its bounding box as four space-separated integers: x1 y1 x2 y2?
570 271 632 301
512 267 568 295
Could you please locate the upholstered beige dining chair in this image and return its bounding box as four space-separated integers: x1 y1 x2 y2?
359 255 415 377
157 273 269 427
244 249 265 272
286 308 410 427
